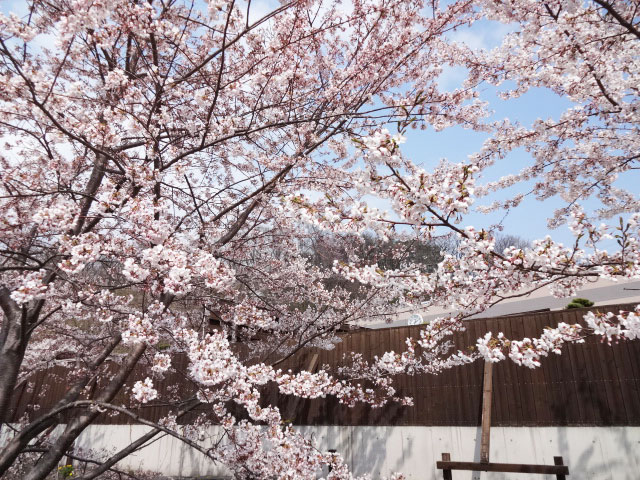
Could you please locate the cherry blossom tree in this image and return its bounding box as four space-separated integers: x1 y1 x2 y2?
331 0 640 366
0 0 638 479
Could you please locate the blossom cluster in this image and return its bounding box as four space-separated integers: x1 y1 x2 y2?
476 322 585 369
584 305 640 344
131 378 158 404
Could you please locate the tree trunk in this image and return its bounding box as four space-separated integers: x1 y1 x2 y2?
0 335 121 476
0 291 25 424
0 344 25 424
22 343 146 480
75 399 200 480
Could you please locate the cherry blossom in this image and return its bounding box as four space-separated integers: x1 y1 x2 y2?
132 378 159 404
1 1 639 478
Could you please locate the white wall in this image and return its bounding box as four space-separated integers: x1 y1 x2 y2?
40 425 640 479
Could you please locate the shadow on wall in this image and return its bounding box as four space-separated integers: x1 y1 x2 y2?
309 426 640 480
295 426 384 478
482 426 640 480
567 426 640 480
14 424 637 479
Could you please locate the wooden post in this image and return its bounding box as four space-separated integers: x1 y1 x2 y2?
554 456 566 480
480 361 493 464
442 453 452 480
307 353 319 373
284 353 319 422
328 449 337 473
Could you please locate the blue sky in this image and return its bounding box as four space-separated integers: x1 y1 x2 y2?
399 16 635 250
2 0 634 251
401 85 575 245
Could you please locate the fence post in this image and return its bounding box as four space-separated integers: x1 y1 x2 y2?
554 456 566 480
442 453 452 480
480 361 493 464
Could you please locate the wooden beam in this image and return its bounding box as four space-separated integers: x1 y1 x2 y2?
480 360 493 463
436 460 569 475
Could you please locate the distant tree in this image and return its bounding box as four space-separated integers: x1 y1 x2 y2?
301 229 442 300
494 234 530 254
303 229 442 270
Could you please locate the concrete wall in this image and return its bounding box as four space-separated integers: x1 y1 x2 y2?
25 425 637 479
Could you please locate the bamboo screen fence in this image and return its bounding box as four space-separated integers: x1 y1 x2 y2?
9 303 640 427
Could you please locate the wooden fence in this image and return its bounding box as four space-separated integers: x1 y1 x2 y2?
8 303 640 427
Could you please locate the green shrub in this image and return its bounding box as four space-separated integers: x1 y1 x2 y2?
566 298 594 309
58 465 73 478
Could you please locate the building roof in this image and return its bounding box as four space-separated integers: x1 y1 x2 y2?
372 278 640 329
